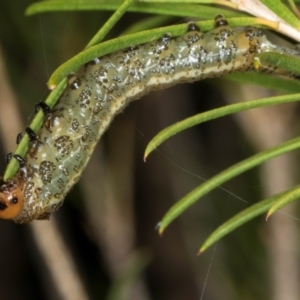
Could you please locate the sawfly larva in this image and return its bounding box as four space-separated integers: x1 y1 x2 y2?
0 15 298 223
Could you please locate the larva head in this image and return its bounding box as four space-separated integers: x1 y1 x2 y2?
0 177 24 219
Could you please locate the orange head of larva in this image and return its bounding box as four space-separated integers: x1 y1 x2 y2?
0 177 24 219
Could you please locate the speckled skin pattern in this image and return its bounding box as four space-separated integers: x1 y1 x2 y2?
0 16 294 223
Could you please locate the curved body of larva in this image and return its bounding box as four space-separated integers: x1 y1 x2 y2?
0 16 296 223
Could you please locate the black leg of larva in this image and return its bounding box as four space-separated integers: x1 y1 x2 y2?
25 127 37 142
214 14 228 28
14 154 29 179
16 132 24 145
67 75 81 90
14 154 26 168
35 102 51 116
187 22 200 32
5 152 12 164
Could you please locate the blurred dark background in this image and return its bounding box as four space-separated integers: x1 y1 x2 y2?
0 1 299 300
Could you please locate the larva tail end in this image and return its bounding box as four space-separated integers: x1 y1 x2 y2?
0 177 24 220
